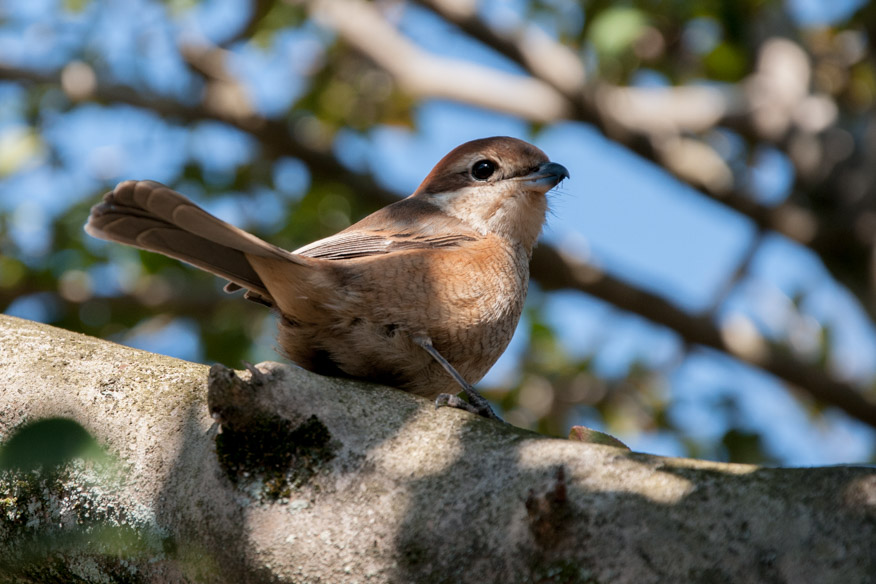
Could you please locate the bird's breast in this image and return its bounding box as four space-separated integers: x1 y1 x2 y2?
269 234 532 395
413 236 530 381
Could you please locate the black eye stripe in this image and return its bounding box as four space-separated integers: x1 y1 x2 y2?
471 159 496 180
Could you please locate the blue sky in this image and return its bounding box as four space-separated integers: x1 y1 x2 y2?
2 0 874 464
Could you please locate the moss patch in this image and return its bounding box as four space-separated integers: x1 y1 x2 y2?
530 559 599 584
215 414 337 500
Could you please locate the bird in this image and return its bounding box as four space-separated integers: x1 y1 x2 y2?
85 136 569 421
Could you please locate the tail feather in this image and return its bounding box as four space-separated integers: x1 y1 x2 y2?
85 180 296 300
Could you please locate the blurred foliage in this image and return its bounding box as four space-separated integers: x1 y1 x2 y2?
1 0 875 467
577 0 767 82
0 418 110 472
588 7 650 57
251 2 308 47
0 420 178 579
297 46 416 131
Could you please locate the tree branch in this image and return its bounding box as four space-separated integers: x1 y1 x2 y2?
2 314 875 582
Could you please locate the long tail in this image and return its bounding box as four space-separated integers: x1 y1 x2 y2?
85 180 298 302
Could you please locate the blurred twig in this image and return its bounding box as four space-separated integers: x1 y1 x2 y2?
308 0 570 121
530 245 876 428
0 63 399 209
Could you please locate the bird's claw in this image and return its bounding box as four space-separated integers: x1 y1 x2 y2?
435 392 504 422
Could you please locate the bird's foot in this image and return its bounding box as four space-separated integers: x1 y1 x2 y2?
435 388 504 422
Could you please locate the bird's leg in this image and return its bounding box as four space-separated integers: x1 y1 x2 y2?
412 335 504 422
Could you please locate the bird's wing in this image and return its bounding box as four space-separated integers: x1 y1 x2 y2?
293 231 476 260
293 197 479 260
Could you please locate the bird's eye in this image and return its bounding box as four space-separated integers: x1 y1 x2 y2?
471 159 496 180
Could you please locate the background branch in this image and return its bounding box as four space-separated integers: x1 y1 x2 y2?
531 246 876 428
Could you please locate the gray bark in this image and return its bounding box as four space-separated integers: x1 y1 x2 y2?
0 314 874 583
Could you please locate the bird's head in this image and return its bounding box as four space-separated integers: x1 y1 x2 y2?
412 136 569 250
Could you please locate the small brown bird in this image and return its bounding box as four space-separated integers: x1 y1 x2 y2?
85 136 569 420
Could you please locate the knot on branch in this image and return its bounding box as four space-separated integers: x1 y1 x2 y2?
207 362 271 431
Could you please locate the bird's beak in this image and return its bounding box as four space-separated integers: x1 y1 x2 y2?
517 162 570 191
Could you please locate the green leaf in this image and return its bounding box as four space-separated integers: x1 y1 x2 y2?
62 0 91 12
0 256 26 288
0 418 108 471
0 126 44 177
721 428 769 464
704 41 748 81
588 7 648 56
164 0 199 17
252 2 307 48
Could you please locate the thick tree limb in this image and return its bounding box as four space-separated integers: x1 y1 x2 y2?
1 314 875 582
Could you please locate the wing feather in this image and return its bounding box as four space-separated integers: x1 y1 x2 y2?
293 197 479 260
